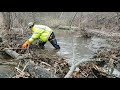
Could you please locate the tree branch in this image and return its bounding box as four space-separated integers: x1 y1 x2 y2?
64 59 92 78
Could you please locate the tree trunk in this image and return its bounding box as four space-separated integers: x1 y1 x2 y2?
4 48 21 59
2 12 11 31
64 59 92 78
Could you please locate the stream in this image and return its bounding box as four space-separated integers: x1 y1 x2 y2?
0 29 117 78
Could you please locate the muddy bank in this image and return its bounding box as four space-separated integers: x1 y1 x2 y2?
84 29 120 41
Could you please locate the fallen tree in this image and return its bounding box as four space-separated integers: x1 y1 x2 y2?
64 59 92 78
64 47 120 78
84 29 120 40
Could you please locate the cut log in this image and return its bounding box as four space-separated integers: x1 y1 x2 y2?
3 48 24 60
4 48 20 59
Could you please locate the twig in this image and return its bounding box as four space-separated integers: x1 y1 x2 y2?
40 61 51 67
22 61 30 72
69 12 78 29
14 61 30 78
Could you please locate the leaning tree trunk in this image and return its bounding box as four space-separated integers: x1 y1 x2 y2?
2 12 11 31
116 12 120 31
0 12 5 38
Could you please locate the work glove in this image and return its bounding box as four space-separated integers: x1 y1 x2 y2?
21 40 30 48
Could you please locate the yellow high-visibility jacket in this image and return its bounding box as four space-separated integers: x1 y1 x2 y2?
28 25 53 43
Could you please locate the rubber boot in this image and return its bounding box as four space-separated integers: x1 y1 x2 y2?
39 42 46 49
49 39 60 49
0 37 2 42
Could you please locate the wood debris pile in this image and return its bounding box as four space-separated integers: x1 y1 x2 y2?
0 42 69 78
71 47 120 78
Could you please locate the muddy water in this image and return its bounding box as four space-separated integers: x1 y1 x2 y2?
0 65 16 78
46 29 114 65
0 29 115 78
0 52 17 78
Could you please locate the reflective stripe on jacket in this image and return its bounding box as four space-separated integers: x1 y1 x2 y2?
28 25 53 43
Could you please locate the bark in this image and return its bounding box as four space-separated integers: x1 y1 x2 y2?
64 59 92 78
4 48 22 59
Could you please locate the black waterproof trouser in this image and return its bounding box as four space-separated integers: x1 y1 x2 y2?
39 32 60 49
0 37 2 42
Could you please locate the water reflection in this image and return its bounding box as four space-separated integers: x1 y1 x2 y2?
53 30 112 65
